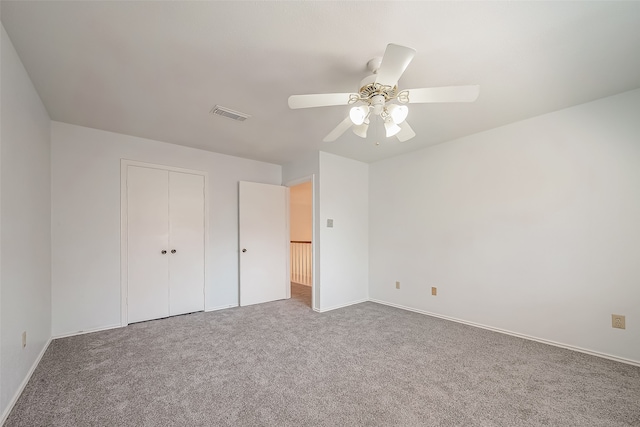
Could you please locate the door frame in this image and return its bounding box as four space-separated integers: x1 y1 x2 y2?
285 175 317 311
120 159 209 326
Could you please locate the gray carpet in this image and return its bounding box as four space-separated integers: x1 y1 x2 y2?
291 282 311 308
6 293 640 426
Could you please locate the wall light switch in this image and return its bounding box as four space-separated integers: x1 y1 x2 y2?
431 287 437 296
327 219 334 228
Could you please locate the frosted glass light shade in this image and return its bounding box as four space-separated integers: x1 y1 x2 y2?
349 105 368 125
384 118 401 137
352 123 369 138
387 104 409 124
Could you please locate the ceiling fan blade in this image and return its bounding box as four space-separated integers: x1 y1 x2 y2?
406 85 480 103
323 117 353 142
396 121 416 142
288 93 354 109
375 44 417 87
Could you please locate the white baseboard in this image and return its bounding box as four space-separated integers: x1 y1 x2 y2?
316 298 369 313
369 299 640 367
205 304 238 312
52 323 122 339
1 337 52 425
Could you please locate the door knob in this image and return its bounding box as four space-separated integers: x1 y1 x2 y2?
171 249 176 254
242 248 247 253
161 250 167 254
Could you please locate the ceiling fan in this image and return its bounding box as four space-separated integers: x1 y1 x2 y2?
288 43 480 143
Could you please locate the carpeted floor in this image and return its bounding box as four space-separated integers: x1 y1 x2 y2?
6 292 640 426
291 282 311 308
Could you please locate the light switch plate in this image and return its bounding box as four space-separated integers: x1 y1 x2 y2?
327 219 333 228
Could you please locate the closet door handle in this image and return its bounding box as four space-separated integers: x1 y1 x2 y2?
161 250 167 254
171 249 176 254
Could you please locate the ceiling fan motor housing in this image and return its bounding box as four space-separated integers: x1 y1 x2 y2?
370 95 386 116
354 76 399 121
359 74 398 104
359 74 377 89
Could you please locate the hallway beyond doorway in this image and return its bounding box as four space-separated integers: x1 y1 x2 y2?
290 282 311 308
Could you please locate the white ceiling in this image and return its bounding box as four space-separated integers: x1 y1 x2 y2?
2 1 639 165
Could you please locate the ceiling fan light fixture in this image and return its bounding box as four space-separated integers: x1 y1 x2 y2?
353 122 369 138
384 117 401 137
387 104 409 124
287 43 480 144
349 105 369 125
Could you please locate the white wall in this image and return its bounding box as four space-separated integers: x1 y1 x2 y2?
318 152 369 311
51 122 281 336
1 24 52 419
282 152 319 187
283 151 369 312
369 89 640 363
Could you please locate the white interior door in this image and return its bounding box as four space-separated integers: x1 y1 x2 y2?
126 164 206 324
127 166 170 323
239 181 289 306
169 171 205 316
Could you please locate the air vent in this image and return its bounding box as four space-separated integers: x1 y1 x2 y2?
210 105 251 121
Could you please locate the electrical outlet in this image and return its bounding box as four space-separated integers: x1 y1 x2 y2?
22 331 27 348
395 281 400 289
612 314 626 329
431 287 437 296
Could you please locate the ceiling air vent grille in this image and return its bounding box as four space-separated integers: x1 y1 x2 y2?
210 105 250 121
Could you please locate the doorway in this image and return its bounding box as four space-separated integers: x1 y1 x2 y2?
289 180 313 308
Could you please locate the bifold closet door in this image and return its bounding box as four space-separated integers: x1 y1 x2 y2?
127 166 205 324
168 172 205 316
127 166 170 323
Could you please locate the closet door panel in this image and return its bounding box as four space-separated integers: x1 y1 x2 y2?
168 171 205 316
127 167 170 323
